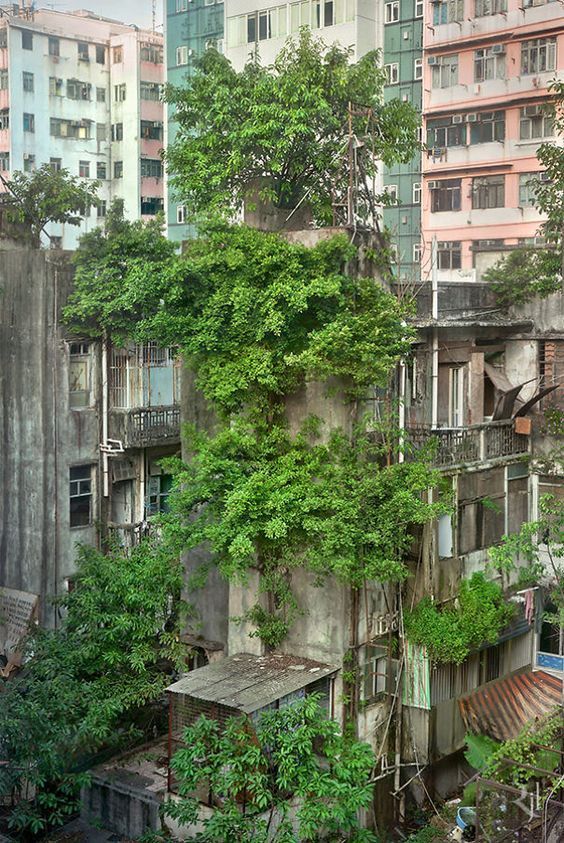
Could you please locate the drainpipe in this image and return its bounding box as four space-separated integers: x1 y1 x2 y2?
431 237 439 429
102 335 109 498
398 360 406 464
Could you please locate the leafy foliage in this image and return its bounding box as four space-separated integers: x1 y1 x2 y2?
165 695 378 842
484 82 564 304
0 541 184 837
403 573 514 664
64 199 176 339
165 31 420 224
464 733 500 772
164 421 448 647
3 165 100 246
482 710 562 788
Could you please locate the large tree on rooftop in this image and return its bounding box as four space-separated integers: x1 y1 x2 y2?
165 31 420 224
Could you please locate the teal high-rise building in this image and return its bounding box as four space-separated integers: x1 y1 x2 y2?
382 0 423 284
165 0 225 243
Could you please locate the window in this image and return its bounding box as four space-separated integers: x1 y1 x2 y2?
519 173 540 206
176 45 189 65
48 36 59 56
140 81 162 101
140 120 163 140
437 241 461 270
521 37 556 74
70 465 92 527
415 0 423 14
23 112 34 133
177 205 186 224
67 80 92 101
97 200 107 218
475 0 506 14
140 158 163 178
385 1 400 23
23 153 35 172
520 105 554 139
114 84 126 102
176 0 188 9
96 44 105 64
427 116 466 148
448 366 465 427
114 160 123 178
472 175 505 209
0 70 7 89
79 160 90 178
146 474 172 516
414 57 422 80
433 0 464 23
96 86 106 103
49 76 63 96
50 235 62 249
111 122 123 141
78 42 89 62
474 46 505 81
140 42 163 63
0 151 9 171
469 111 505 143
0 108 9 130
96 123 107 142
112 46 123 63
361 644 397 702
0 30 6 48
431 54 459 88
50 157 62 172
50 119 91 140
21 30 32 50
141 196 164 215
413 242 422 263
97 162 107 180
22 71 34 92
385 63 399 85
413 182 421 204
69 343 90 409
430 178 461 212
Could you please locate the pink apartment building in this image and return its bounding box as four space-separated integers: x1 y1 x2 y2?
422 0 564 281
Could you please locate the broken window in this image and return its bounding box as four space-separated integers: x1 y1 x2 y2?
458 469 506 554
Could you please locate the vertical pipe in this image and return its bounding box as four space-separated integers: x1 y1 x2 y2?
431 237 439 429
102 335 109 498
399 360 406 464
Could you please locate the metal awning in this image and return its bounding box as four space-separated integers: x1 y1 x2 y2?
458 670 563 742
166 652 338 715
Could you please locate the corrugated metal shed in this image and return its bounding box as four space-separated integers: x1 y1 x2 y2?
166 652 338 715
458 670 562 742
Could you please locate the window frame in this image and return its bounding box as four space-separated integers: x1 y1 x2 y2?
430 178 462 213
472 174 505 209
385 62 399 85
437 241 462 270
23 112 35 133
69 464 93 527
22 71 34 93
431 54 459 89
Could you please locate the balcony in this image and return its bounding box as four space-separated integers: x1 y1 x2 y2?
109 405 180 449
407 420 530 468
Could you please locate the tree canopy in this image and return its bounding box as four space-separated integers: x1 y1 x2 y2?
0 541 184 837
2 165 100 246
164 695 378 842
165 31 420 224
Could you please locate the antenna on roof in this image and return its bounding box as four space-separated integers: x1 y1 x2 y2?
152 0 156 32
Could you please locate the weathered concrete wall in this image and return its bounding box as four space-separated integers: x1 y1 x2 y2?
0 250 100 626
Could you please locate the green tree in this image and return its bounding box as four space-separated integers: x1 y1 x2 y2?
484 81 564 303
0 540 184 838
165 31 420 225
2 165 100 246
164 695 378 842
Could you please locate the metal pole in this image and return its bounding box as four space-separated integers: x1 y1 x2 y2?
431 237 439 429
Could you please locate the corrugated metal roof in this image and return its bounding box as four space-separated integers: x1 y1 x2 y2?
458 670 562 742
166 653 338 715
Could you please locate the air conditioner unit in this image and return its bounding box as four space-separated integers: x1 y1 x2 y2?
428 56 439 65
523 105 541 117
481 112 494 121
466 113 478 122
523 0 533 7
428 181 440 190
188 48 195 57
539 171 551 182
452 114 464 124
491 44 505 55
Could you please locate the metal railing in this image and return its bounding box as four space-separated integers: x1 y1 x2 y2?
109 405 181 448
407 420 530 468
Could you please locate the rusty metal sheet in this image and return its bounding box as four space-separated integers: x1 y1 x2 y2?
458 670 562 743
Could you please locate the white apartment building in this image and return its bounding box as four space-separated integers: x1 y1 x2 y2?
0 6 164 248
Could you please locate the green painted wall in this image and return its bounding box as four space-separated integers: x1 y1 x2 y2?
383 0 422 283
166 0 224 243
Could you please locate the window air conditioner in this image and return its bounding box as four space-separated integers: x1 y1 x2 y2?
524 105 541 117
466 113 478 122
491 44 505 55
452 114 464 124
539 171 551 182
428 56 439 65
428 181 439 190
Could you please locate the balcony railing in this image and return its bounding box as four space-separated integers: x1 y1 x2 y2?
109 405 181 448
407 420 530 468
